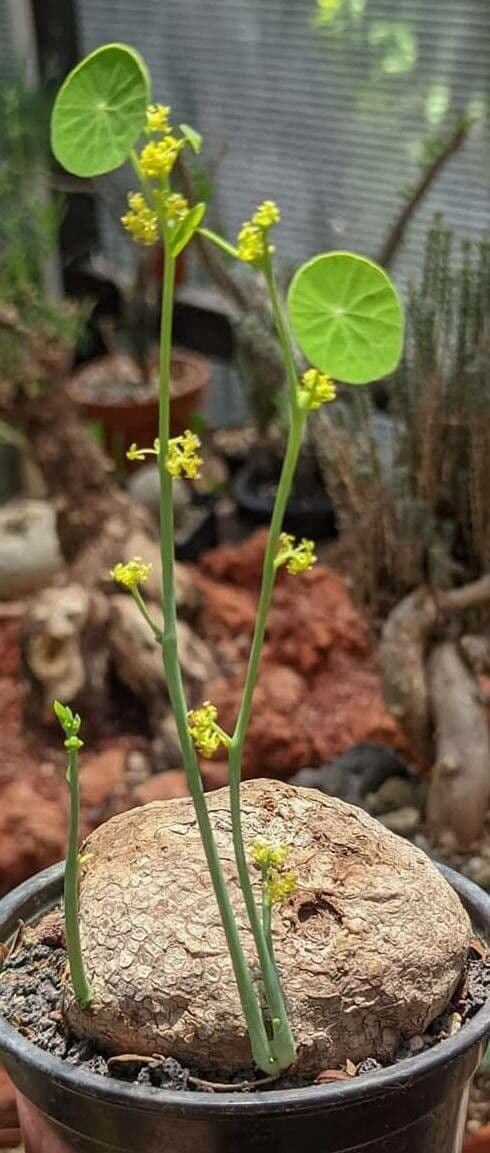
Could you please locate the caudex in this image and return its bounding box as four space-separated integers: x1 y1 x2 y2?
51 43 404 1075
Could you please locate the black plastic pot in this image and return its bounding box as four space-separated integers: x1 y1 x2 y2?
233 459 337 539
0 861 489 1153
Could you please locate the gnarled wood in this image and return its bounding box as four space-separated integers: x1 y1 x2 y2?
426 642 490 849
378 588 437 763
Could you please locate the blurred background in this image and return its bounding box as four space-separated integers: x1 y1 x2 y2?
0 1 488 1145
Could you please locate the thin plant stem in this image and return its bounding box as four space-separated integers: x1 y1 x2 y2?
264 261 300 414
155 235 277 1074
226 254 306 1067
131 587 162 642
65 746 92 1006
197 226 239 259
228 409 305 1067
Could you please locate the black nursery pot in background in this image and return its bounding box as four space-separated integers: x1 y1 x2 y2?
0 862 489 1153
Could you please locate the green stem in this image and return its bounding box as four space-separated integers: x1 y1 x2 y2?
131 587 162 642
65 748 92 1006
197 226 239 259
228 408 305 1067
156 238 277 1074
264 261 300 414
261 873 273 955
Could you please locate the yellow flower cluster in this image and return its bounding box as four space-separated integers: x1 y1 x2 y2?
250 840 289 870
111 557 152 589
165 430 202 479
139 136 184 179
250 840 297 905
236 200 280 263
165 193 189 223
275 533 317 574
187 701 230 758
127 439 160 462
298 368 336 410
252 200 281 228
121 191 159 246
237 222 266 263
146 103 172 134
268 870 298 904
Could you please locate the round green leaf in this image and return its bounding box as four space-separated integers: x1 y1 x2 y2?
287 252 404 384
51 44 151 177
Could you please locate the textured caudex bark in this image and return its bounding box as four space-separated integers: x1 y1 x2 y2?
427 642 490 850
66 779 471 1077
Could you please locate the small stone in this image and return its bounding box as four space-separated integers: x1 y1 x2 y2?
467 857 490 891
408 1035 424 1053
366 776 415 815
380 806 420 838
125 749 150 788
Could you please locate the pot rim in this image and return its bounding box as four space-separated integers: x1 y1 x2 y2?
0 861 489 1118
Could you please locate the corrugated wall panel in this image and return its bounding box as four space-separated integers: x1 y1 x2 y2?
76 0 489 286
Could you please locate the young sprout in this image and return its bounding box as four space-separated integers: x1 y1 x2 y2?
53 701 92 1007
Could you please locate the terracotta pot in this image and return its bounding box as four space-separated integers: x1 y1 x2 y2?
464 1125 490 1151
1 862 489 1153
0 1065 20 1148
69 348 209 466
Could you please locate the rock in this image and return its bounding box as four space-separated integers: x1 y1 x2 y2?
291 745 416 808
466 857 490 891
0 780 66 896
366 775 417 815
380 806 421 838
79 746 128 813
68 779 471 1077
197 531 409 779
23 583 110 724
0 498 63 598
134 770 189 804
125 749 151 789
108 596 216 714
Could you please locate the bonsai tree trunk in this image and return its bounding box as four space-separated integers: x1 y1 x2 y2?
426 642 490 849
379 578 490 848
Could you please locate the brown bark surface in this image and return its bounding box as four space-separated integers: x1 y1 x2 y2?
378 588 437 763
427 642 490 849
67 779 471 1076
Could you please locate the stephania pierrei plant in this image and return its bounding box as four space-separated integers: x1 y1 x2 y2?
51 44 404 1076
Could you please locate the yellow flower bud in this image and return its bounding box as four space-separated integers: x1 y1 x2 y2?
252 200 281 228
165 193 189 223
111 558 152 590
187 702 230 759
275 532 317 574
236 222 265 264
139 136 183 179
298 368 336 410
121 191 159 246
165 430 202 479
145 103 172 135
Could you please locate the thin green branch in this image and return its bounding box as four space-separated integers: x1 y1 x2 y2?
155 234 277 1074
264 260 300 414
65 745 92 1006
197 226 239 259
131 587 162 642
